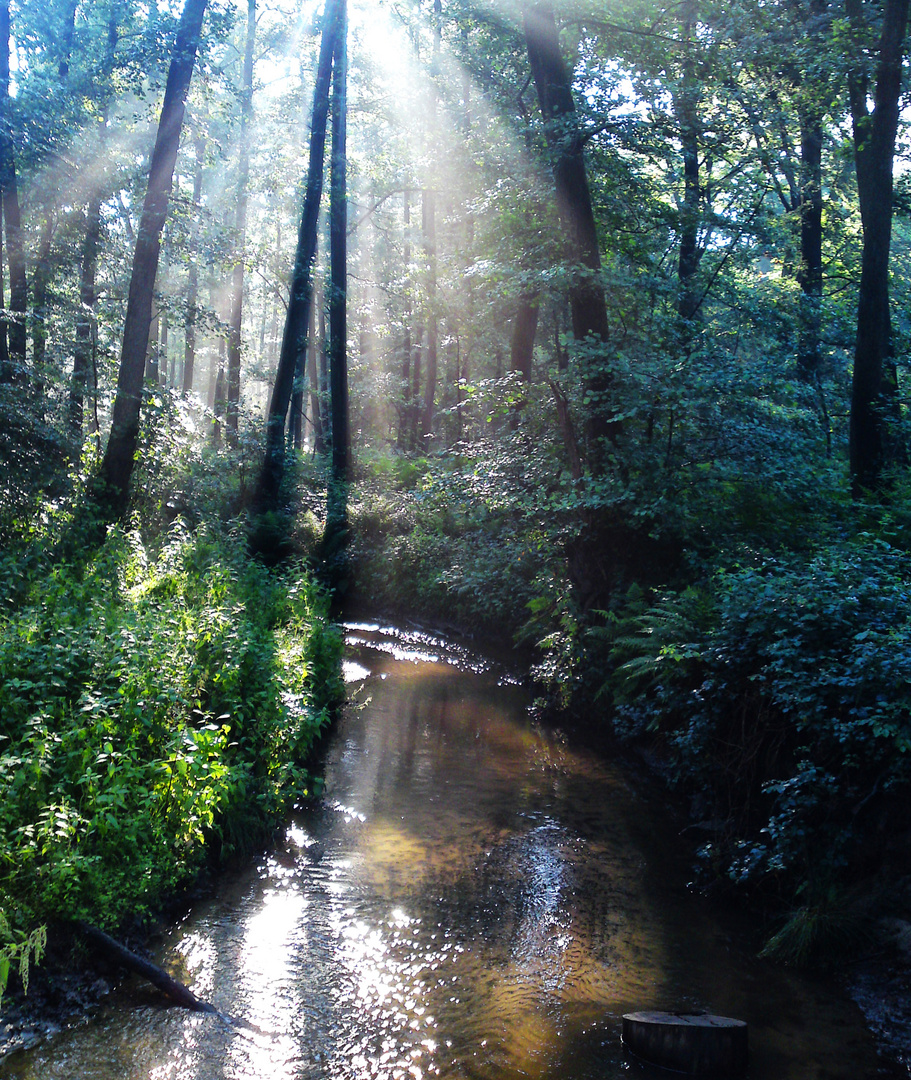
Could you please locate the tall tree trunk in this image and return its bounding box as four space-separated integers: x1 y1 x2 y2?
59 1 77 79
31 2 77 386
70 194 101 436
161 307 170 385
253 0 343 513
846 0 909 494
325 0 349 562
291 285 315 450
796 102 823 379
523 1 612 470
675 0 701 327
508 292 539 431
420 188 437 440
31 204 53 379
795 0 827 382
0 202 8 382
95 0 208 521
399 188 412 450
328 0 349 482
307 279 325 453
420 0 441 441
226 0 255 446
0 1 27 383
510 294 539 382
183 126 205 395
411 324 422 449
71 12 120 436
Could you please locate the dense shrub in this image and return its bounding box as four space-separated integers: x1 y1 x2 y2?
597 538 911 955
0 524 342 937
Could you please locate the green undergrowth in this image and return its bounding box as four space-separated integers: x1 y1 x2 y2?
0 522 343 947
348 446 547 637
590 535 911 963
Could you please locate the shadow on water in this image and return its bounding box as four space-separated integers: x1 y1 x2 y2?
0 624 893 1079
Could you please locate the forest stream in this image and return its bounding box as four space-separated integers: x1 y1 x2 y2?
0 624 896 1080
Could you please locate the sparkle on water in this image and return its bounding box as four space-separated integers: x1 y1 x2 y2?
0 624 885 1080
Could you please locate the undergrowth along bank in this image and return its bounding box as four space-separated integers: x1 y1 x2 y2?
0 521 343 970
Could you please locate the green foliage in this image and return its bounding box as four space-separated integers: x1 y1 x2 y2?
0 523 342 939
0 910 46 1011
597 538 911 931
349 444 551 634
757 882 870 967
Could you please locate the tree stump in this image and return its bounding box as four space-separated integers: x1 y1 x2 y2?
622 1011 748 1075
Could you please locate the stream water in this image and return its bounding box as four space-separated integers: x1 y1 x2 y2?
0 623 893 1080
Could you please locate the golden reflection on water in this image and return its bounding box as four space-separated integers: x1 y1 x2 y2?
0 627 888 1080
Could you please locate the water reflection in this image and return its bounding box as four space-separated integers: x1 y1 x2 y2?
0 627 888 1080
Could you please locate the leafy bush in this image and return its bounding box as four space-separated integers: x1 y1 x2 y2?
0 523 342 942
598 539 911 954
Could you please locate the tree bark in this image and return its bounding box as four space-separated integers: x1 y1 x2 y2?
420 0 442 441
0 0 27 383
508 292 539 430
796 102 823 379
675 0 702 327
328 0 349 483
71 191 102 436
183 126 205 396
0 201 8 382
523 1 612 470
510 293 539 382
95 0 208 521
226 0 255 446
307 281 325 453
253 0 343 514
399 188 413 450
846 0 909 494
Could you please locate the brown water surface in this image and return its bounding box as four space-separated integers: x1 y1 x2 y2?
0 624 890 1079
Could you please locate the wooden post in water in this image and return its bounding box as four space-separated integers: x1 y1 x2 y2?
622 1011 748 1076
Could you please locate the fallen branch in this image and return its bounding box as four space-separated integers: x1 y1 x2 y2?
75 921 218 1014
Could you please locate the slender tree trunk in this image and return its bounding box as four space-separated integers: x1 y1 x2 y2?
328 0 349 482
508 292 539 431
253 0 343 513
675 0 701 327
421 188 437 440
95 0 208 521
411 325 422 449
420 0 441 441
71 193 101 435
292 286 314 450
31 209 53 378
399 188 412 450
846 0 909 494
307 282 325 453
523 1 612 469
0 1 26 383
183 127 205 395
226 0 255 446
161 307 170 385
0 201 8 382
145 307 160 381
796 103 823 379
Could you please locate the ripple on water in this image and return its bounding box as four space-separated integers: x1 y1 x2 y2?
0 626 891 1080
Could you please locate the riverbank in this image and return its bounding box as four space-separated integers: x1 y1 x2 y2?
1 625 900 1079
0 524 343 1023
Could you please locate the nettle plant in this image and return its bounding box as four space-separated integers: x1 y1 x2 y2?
0 523 341 936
